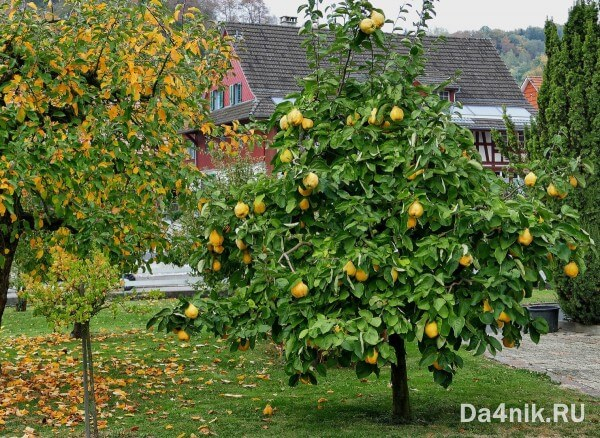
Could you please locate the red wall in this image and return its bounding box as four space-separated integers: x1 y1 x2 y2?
522 82 539 109
213 57 255 106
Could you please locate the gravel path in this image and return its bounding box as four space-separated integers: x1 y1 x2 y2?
487 330 600 397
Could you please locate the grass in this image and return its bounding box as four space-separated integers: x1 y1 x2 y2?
523 289 558 305
1 299 598 438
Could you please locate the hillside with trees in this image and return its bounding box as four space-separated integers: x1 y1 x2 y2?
432 25 563 83
27 0 276 23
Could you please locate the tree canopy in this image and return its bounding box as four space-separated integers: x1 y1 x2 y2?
0 0 237 326
151 0 591 422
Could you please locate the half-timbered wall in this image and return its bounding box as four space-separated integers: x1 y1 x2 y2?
473 130 510 173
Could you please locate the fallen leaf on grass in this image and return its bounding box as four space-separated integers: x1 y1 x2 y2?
113 389 127 398
262 404 274 416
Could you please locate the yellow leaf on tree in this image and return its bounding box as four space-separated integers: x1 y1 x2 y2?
16 107 26 123
107 106 119 120
36 249 44 259
158 108 167 123
170 48 182 63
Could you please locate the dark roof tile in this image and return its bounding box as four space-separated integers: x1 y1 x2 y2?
221 22 533 121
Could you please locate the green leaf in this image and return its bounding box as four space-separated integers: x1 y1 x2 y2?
449 315 465 336
370 317 382 328
488 336 502 352
529 328 540 344
467 159 483 171
479 312 495 325
433 297 446 311
355 361 375 379
363 327 379 345
146 317 158 330
531 317 549 334
288 374 300 387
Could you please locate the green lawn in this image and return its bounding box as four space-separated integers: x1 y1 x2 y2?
1 300 597 437
523 289 558 305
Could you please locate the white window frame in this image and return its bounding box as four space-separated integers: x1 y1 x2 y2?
230 83 242 106
439 90 451 101
187 146 197 160
210 89 225 110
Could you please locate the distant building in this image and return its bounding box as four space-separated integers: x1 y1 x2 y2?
183 22 535 174
520 76 543 110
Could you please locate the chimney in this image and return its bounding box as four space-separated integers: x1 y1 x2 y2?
279 16 298 26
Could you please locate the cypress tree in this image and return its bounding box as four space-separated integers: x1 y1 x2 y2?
533 0 600 324
536 21 567 154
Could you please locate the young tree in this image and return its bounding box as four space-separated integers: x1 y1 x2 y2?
151 0 591 422
529 0 599 324
23 249 121 438
0 0 237 326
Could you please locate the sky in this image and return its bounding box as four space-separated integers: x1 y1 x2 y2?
264 0 574 32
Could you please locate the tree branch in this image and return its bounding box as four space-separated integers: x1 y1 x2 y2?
277 241 313 273
446 278 472 294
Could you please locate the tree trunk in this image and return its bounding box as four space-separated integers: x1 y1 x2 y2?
389 334 411 423
71 322 84 339
81 320 99 438
15 291 27 312
0 225 19 328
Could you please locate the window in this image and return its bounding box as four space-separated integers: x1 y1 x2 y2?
230 83 242 105
187 146 197 161
210 89 224 110
438 90 451 101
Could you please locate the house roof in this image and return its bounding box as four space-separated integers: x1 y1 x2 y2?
520 76 543 92
217 22 534 128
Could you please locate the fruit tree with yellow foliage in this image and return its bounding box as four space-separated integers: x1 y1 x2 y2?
0 0 241 326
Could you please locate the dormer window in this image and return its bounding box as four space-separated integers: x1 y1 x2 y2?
439 90 451 101
230 83 242 105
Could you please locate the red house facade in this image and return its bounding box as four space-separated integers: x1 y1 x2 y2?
521 76 543 110
184 22 535 174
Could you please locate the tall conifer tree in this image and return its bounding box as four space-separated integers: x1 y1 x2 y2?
533 0 599 324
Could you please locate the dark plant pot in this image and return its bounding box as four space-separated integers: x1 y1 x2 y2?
527 304 560 333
